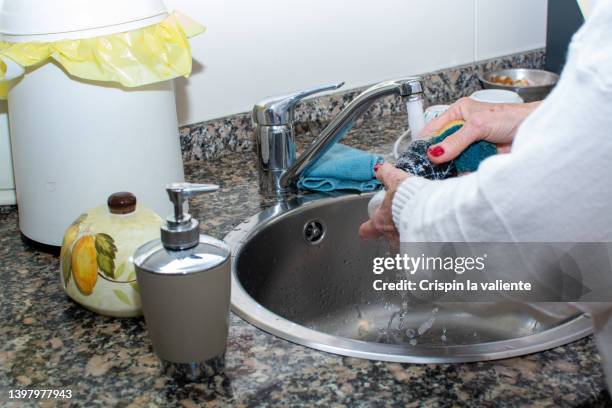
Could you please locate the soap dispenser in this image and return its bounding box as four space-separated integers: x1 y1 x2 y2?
134 182 231 382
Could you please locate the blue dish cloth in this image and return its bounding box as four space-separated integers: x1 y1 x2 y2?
297 143 383 192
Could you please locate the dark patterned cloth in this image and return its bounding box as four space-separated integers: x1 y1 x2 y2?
395 121 497 179
395 139 457 180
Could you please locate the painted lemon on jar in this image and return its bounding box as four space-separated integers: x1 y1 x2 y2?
60 192 162 317
71 235 99 295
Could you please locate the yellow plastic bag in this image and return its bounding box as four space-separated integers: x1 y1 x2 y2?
0 11 204 98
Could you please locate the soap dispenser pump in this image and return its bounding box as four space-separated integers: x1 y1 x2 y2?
134 182 231 382
161 182 218 250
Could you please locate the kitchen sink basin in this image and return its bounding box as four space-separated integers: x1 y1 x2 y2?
225 192 592 363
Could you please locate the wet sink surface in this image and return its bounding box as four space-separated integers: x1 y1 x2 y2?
225 193 592 363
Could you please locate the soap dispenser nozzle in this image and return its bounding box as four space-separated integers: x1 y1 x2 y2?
162 182 219 251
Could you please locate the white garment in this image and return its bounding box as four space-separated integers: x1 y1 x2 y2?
392 0 612 388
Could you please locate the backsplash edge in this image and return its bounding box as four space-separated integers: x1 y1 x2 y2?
179 48 546 162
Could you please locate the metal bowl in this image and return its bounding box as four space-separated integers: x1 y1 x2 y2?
479 68 559 102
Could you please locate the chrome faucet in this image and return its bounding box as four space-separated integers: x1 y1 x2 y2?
252 77 424 197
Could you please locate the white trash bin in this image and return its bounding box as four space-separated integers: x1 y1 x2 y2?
0 0 192 245
0 99 15 205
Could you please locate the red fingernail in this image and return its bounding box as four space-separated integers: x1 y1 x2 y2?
428 146 445 157
374 163 382 172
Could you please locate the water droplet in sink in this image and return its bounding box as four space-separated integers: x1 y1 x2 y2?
417 315 436 336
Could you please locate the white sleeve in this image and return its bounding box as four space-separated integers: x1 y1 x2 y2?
390 0 612 385
391 0 612 244
391 172 514 242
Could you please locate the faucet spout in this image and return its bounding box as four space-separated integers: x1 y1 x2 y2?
279 77 424 190
252 77 425 197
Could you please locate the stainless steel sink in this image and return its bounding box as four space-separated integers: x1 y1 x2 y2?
225 193 592 363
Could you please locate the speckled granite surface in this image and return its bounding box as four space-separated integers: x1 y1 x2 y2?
1 113 611 407
179 49 545 162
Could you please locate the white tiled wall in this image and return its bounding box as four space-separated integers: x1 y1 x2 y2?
475 0 547 60
165 0 548 124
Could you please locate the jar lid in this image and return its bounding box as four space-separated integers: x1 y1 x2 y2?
107 192 137 215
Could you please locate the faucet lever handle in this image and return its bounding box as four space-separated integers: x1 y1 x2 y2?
253 82 345 126
289 82 346 103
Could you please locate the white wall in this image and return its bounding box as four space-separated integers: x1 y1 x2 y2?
475 0 548 60
165 0 547 125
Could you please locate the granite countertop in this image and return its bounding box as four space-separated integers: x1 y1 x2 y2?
1 113 611 407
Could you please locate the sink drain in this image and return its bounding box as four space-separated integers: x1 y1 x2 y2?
303 219 326 244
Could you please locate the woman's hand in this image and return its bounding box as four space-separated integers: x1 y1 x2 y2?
359 99 540 246
421 97 540 164
359 164 410 248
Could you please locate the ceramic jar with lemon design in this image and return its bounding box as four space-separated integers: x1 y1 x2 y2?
60 192 162 317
